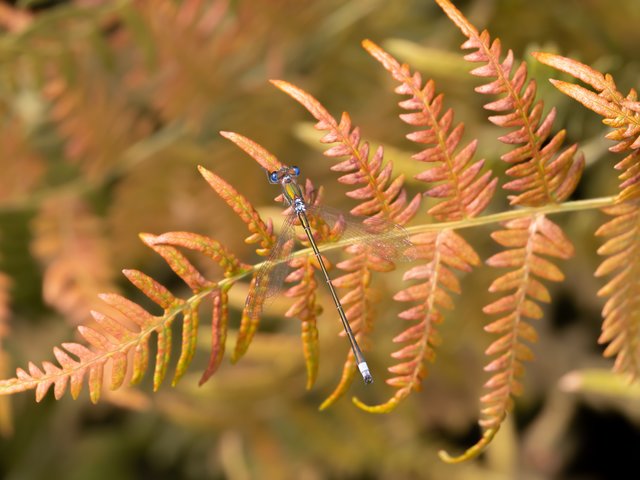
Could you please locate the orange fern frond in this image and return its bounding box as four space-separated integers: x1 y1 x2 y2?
319 241 389 409
139 231 246 384
362 39 498 220
132 0 233 124
271 79 421 226
435 0 584 207
44 68 152 180
267 83 421 404
198 160 277 362
215 132 293 363
220 130 356 389
198 162 276 257
533 52 640 202
284 251 321 389
0 228 246 402
349 40 493 412
31 195 116 325
354 229 479 413
595 202 640 380
440 213 573 462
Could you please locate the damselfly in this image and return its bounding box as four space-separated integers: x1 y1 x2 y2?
245 165 412 384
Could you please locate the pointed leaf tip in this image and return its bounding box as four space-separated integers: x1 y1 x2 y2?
219 130 282 172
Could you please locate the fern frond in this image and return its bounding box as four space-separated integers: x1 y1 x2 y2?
441 213 573 462
199 288 229 385
215 132 290 362
199 166 276 257
44 68 152 180
140 231 247 384
435 0 584 207
532 52 640 202
219 131 283 174
347 41 494 412
270 80 422 403
284 253 321 389
354 229 479 413
31 195 116 325
132 0 232 124
0 287 164 403
0 227 246 402
220 130 359 389
595 202 640 380
362 39 498 220
271 79 421 226
319 242 383 409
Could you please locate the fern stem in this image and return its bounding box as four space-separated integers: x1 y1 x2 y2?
150 195 616 337
404 196 614 235
219 196 615 287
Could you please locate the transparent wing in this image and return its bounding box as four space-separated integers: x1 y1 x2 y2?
306 205 415 263
244 212 297 321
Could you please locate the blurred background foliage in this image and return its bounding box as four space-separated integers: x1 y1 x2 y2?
0 0 639 478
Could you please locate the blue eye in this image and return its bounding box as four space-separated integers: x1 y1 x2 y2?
292 166 300 176
269 171 279 183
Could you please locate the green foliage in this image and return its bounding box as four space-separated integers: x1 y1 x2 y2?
0 0 639 477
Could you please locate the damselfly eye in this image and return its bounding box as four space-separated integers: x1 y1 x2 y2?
269 171 279 183
292 166 300 176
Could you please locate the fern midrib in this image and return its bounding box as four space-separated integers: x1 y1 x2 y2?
397 69 468 219
408 231 444 393
244 196 614 278
13 303 188 396
490 214 540 420
331 121 399 223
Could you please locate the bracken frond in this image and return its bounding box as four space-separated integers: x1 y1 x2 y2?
198 162 276 257
31 195 116 325
595 201 640 380
286 180 351 390
0 227 247 402
351 40 493 412
362 39 498 221
533 52 640 202
354 229 479 413
320 241 387 409
435 0 584 207
44 65 152 180
216 132 295 363
269 81 421 405
131 0 233 124
220 130 373 390
284 242 321 389
440 213 574 462
271 79 421 226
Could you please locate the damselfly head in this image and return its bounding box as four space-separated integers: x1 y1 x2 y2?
268 165 301 185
